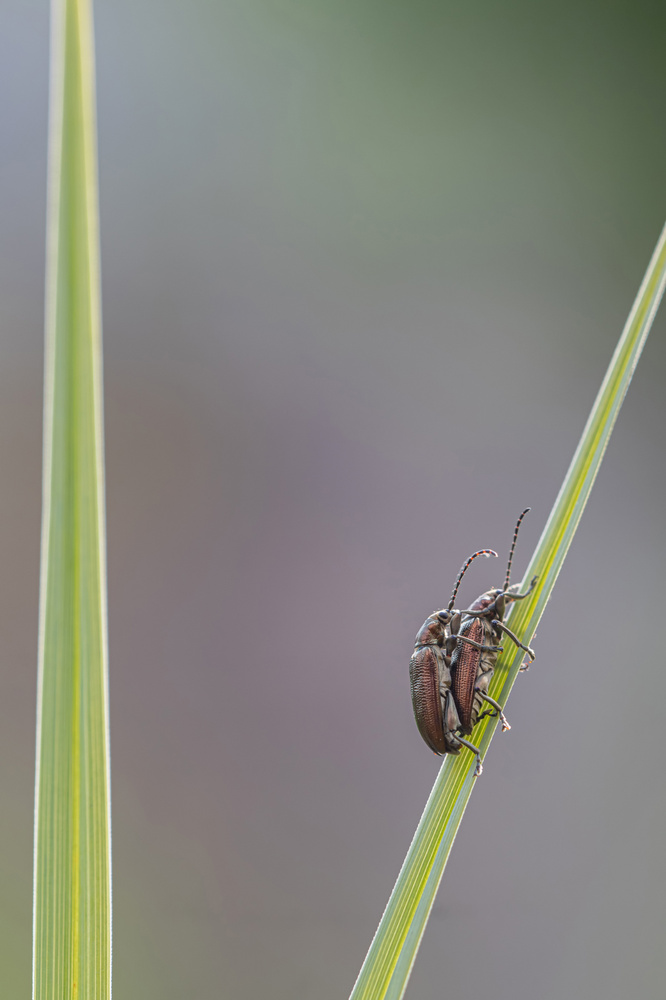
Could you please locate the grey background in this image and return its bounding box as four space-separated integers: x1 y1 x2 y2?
1 1 665 997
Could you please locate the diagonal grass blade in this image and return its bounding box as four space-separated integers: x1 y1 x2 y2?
33 1 111 998
350 220 666 1000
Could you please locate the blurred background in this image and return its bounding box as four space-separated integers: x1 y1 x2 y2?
1 1 666 997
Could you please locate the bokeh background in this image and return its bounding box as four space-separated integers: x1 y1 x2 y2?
2 1 666 997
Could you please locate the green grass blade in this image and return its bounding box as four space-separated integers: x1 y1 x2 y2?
350 221 666 1000
33 1 111 998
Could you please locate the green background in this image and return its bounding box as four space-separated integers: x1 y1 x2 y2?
1 1 665 996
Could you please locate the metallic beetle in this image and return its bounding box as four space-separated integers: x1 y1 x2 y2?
409 510 537 775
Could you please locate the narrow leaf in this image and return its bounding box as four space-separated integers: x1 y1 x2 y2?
350 221 666 1000
33 1 111 998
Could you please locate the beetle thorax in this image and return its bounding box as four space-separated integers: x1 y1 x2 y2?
466 588 502 613
414 613 448 648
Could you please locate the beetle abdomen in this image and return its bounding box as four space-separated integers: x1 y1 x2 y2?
452 618 484 734
409 646 447 754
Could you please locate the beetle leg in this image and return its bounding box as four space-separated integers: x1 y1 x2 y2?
442 691 463 754
453 735 484 776
456 634 503 653
479 693 511 731
502 575 538 601
459 579 537 618
491 620 535 664
460 604 498 619
446 632 499 655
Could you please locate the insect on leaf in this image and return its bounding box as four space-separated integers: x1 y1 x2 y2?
349 221 666 1000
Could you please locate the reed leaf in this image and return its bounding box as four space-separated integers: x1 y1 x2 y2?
350 221 666 1000
33 1 111 997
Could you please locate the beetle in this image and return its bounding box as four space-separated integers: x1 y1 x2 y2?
409 509 537 775
409 548 497 758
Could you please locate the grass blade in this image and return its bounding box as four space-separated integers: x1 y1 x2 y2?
33 1 111 998
350 221 666 1000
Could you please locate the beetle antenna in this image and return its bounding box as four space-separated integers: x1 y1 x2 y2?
503 508 531 592
448 549 497 611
